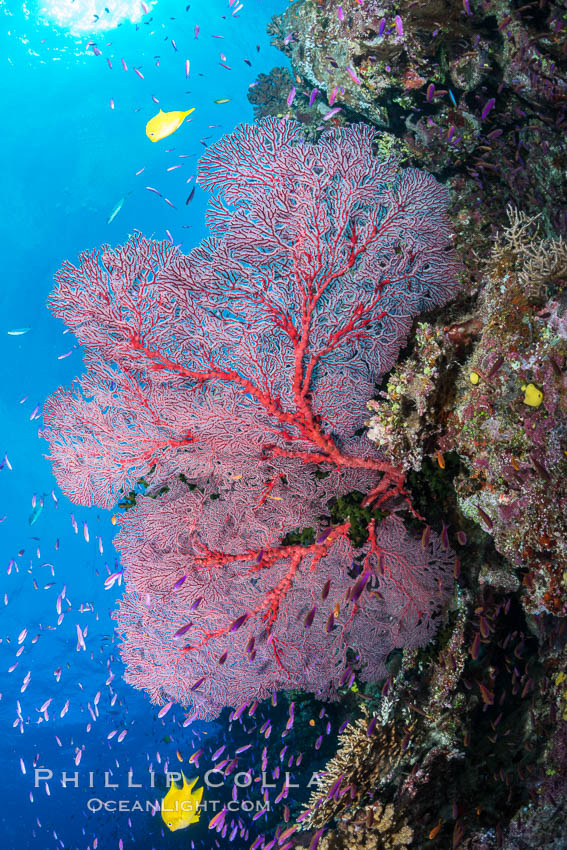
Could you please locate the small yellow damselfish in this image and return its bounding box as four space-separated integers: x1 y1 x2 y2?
521 383 543 408
146 108 195 142
161 772 204 831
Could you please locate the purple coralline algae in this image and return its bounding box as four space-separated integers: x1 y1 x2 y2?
440 209 567 616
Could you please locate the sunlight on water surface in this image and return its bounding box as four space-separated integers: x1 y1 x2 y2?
37 0 156 33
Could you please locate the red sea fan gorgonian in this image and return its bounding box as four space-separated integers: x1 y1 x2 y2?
43 119 460 511
114 480 455 720
42 118 461 717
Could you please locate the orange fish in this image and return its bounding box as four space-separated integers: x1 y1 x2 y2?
429 820 443 839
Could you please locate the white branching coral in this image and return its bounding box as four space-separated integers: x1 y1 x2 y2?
298 709 413 830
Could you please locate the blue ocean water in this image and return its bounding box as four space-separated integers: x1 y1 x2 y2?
0 2 298 847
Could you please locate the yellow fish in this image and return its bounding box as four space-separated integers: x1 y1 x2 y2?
521 383 543 408
161 772 204 831
146 108 195 142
